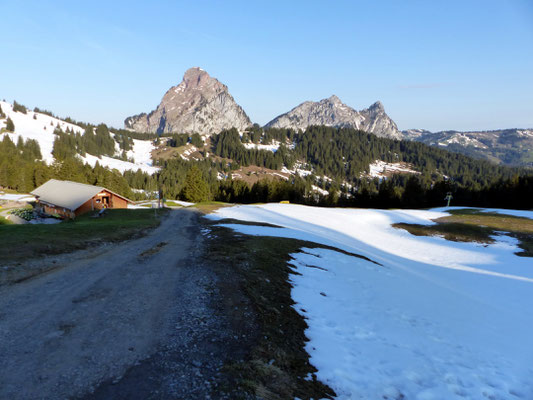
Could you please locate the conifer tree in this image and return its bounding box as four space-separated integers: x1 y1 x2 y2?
5 117 15 132
16 136 24 150
13 101 27 114
181 166 210 202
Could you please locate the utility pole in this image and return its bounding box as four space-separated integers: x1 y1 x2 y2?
444 192 453 207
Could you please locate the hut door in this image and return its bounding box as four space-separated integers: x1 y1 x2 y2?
102 196 110 207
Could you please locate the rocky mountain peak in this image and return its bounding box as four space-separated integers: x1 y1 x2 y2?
326 95 342 104
265 96 402 139
368 101 384 111
125 67 251 135
182 67 216 90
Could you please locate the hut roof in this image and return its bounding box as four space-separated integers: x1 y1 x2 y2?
30 179 131 211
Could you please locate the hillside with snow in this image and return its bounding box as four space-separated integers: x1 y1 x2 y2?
0 101 158 174
405 128 533 167
209 204 533 400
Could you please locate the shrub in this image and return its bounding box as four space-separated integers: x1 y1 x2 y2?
9 208 34 221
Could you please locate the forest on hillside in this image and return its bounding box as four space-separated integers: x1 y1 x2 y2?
1 121 532 210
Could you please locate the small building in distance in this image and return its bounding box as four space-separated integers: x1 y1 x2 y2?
31 179 132 218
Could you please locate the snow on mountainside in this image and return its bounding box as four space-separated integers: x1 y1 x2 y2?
243 141 281 152
0 101 158 174
403 128 533 167
366 160 420 179
210 204 533 400
0 101 84 163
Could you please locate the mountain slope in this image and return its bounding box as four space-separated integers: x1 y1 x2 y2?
265 95 402 139
125 67 252 135
403 128 533 167
0 101 158 174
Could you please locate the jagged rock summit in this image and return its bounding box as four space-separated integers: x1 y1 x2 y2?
265 95 402 139
125 67 252 135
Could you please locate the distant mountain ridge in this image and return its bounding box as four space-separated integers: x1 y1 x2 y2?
125 67 252 136
403 128 533 167
10 64 528 168
265 95 402 140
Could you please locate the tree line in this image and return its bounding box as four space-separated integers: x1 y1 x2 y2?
1 113 532 209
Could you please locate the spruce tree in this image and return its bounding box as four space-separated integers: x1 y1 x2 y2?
13 101 27 114
5 117 15 132
181 166 210 202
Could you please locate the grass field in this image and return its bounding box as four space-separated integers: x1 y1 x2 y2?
0 215 12 225
204 219 340 399
164 200 189 207
394 208 533 257
193 201 231 214
0 208 167 264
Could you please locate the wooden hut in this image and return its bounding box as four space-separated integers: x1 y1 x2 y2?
31 179 132 218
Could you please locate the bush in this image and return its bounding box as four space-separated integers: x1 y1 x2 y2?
9 208 34 221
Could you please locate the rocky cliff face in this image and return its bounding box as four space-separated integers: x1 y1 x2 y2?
125 67 251 135
265 95 402 139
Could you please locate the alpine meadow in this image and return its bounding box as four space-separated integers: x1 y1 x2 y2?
1 2 532 399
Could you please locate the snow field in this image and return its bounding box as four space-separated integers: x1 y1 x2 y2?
0 101 84 163
209 204 533 400
127 138 156 166
0 101 158 174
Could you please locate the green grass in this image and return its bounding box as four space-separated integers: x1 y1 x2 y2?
0 208 168 264
0 188 22 194
163 200 183 207
193 201 230 214
394 208 533 257
0 215 13 225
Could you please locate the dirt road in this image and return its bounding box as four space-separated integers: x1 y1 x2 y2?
0 209 254 399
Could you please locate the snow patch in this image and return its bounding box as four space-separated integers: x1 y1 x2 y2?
0 193 35 202
0 101 83 163
367 160 420 178
208 204 533 399
0 101 158 174
243 141 280 152
311 185 329 196
80 154 159 174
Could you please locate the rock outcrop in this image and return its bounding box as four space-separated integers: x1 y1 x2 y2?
265 95 402 139
125 67 251 135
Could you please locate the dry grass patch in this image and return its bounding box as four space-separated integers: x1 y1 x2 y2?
193 201 232 214
202 218 380 399
394 208 533 257
203 220 337 399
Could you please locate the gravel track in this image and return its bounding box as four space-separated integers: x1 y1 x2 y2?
0 209 254 399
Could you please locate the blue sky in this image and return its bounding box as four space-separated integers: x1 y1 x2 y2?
1 0 532 131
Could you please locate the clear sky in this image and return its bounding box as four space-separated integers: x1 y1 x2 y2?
1 0 532 132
